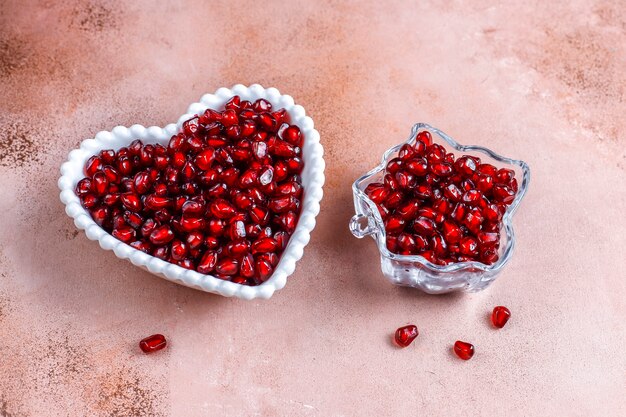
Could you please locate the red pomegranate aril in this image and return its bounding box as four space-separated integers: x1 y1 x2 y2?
385 215 406 234
491 306 511 328
255 258 273 281
480 248 499 264
91 172 109 196
112 226 135 243
251 237 278 254
185 232 204 250
386 158 403 175
85 156 102 177
394 325 419 348
124 212 144 229
150 225 175 245
121 193 142 212
210 199 236 219
444 183 462 202
478 163 497 176
282 125 302 147
397 233 417 252
81 194 98 209
454 341 474 360
416 131 432 146
431 233 448 257
269 138 296 158
139 334 167 354
130 240 152 253
250 206 270 226
475 174 494 193
477 232 500 247
413 217 436 236
463 209 484 233
197 251 218 274
133 171 152 195
462 189 482 206
430 162 453 177
76 178 93 195
459 236 479 257
276 211 297 233
257 112 276 132
216 258 239 276
168 239 186 261
414 184 433 199
140 218 157 237
492 184 516 204
152 246 169 260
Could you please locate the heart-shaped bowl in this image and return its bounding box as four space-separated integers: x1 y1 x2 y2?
350 123 529 294
58 84 325 299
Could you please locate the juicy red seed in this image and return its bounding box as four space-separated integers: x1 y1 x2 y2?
282 125 302 147
210 199 237 219
413 217 436 236
252 237 278 254
405 158 428 176
76 178 93 195
221 109 238 126
481 248 499 264
186 232 204 250
240 254 256 278
430 162 453 177
477 231 500 247
257 112 276 131
492 184 516 204
255 258 273 281
85 156 102 177
133 171 152 195
416 131 432 146
92 172 109 196
171 239 187 261
194 148 215 170
442 220 463 244
121 193 142 212
150 225 175 245
385 215 405 234
454 341 475 360
462 189 482 205
459 237 479 257
216 258 239 276
491 306 511 328
139 334 167 354
112 227 135 243
276 211 296 233
197 251 218 274
81 194 98 209
394 325 418 348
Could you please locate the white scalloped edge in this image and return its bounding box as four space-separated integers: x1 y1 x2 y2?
59 84 325 299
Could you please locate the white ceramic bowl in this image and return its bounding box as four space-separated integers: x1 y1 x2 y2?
58 84 325 299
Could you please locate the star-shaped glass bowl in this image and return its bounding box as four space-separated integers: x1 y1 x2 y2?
350 123 530 294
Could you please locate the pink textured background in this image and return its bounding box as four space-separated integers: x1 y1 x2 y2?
1 1 625 415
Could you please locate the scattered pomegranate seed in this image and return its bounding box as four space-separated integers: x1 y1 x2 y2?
453 340 475 360
394 325 419 348
491 306 511 328
77 96 304 286
364 130 517 265
139 334 167 353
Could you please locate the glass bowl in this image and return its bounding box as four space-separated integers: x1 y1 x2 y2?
350 123 530 294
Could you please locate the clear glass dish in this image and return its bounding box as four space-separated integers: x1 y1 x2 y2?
350 123 530 294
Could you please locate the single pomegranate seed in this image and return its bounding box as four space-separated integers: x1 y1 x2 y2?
385 215 405 234
394 325 419 348
413 217 436 237
453 340 475 360
416 131 432 146
216 258 238 276
139 334 167 353
150 225 175 245
255 258 273 281
120 193 141 212
491 306 511 328
112 226 135 243
252 237 278 254
197 251 218 274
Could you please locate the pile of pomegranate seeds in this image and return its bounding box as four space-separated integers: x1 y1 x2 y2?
394 324 419 348
139 334 167 353
76 96 304 286
491 305 511 328
365 131 518 266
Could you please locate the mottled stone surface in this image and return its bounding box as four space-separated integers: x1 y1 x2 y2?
0 1 624 415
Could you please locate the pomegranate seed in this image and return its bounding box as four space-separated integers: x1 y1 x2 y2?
121 193 142 212
139 334 167 353
216 258 238 276
413 217 436 237
197 251 218 274
170 240 187 261
394 325 418 348
251 237 278 254
491 306 511 328
255 258 273 281
112 226 135 243
453 341 475 360
150 225 175 245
